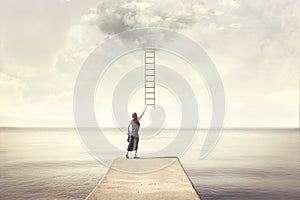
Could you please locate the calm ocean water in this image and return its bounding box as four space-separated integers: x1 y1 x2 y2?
0 128 299 200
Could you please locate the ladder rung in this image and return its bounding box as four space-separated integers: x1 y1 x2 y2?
146 98 155 100
145 74 155 76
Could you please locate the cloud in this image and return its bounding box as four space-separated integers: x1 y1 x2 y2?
54 10 107 75
229 23 241 28
219 0 240 9
54 0 242 75
95 0 218 34
0 72 28 117
0 71 75 126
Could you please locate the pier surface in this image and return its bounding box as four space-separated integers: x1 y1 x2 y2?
86 157 200 200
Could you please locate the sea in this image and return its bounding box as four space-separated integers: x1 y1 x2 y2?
0 128 299 200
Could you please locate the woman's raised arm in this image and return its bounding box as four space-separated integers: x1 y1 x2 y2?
138 105 147 121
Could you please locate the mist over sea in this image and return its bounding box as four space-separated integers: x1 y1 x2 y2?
0 128 299 200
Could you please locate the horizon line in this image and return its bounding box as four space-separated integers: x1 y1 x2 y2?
0 126 298 129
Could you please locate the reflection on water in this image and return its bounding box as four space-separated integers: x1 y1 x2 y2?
0 128 299 199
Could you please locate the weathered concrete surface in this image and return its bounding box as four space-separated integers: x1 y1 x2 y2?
86 157 200 200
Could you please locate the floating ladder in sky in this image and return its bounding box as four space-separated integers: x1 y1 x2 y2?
144 48 156 107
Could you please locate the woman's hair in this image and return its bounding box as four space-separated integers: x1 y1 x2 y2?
132 112 138 120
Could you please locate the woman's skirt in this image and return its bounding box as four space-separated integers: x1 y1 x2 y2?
127 136 139 151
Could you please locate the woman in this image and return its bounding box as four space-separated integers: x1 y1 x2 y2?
126 105 147 159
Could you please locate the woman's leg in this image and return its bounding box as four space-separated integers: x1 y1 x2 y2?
133 137 139 158
126 136 133 158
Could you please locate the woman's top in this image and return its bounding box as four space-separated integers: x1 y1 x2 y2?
129 119 140 138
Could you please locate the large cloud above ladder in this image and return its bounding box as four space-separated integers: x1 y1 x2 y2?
94 0 217 34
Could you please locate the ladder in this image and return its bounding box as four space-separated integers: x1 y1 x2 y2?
145 48 156 107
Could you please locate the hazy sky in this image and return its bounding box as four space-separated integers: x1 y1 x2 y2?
0 0 299 127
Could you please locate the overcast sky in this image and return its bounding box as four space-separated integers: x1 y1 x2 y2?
0 0 299 127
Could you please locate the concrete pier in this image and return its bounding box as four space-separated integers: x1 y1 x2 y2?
86 157 200 200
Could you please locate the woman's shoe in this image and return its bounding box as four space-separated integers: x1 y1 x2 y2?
126 154 129 159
